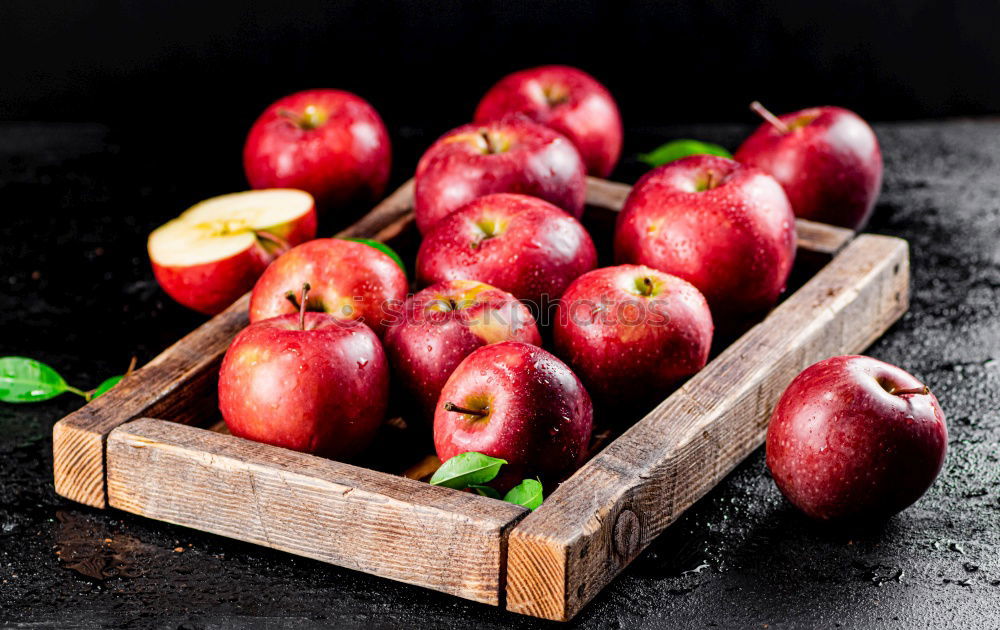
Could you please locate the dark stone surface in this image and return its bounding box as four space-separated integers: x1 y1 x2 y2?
1 120 998 628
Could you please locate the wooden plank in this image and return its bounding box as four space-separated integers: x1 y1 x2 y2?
505 234 910 621
106 418 527 604
51 182 418 509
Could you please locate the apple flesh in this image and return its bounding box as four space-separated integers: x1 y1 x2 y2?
766 355 947 521
243 89 391 213
416 193 597 307
248 238 408 337
475 65 623 177
218 312 389 459
413 115 586 233
434 341 593 490
148 189 317 315
553 265 713 408
384 279 542 419
614 155 796 323
735 104 883 230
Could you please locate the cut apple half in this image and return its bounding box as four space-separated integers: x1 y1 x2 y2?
149 189 317 315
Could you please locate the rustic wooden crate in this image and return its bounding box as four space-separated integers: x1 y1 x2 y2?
52 176 909 619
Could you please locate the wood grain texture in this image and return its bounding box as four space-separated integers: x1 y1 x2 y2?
106 418 527 604
505 234 910 620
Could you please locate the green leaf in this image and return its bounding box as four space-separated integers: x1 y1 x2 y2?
503 478 544 510
0 356 69 403
91 375 123 400
341 238 406 275
429 452 506 489
469 485 501 499
638 140 732 168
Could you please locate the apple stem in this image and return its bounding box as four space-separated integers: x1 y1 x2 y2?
750 101 790 134
641 276 654 296
298 282 311 330
277 105 328 131
891 385 930 396
255 230 291 255
443 401 488 417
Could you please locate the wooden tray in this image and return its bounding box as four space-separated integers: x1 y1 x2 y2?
52 177 909 621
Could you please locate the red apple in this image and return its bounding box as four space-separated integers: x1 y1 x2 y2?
413 116 586 233
553 265 713 408
243 89 391 212
248 238 408 337
766 355 947 521
385 279 542 419
416 193 597 306
218 310 389 459
434 341 593 490
148 189 317 315
735 103 883 230
475 65 623 177
614 155 797 321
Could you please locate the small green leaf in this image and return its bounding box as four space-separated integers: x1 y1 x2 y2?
503 478 544 510
429 452 506 489
341 238 406 275
91 375 124 400
638 140 732 168
469 485 501 499
0 356 69 403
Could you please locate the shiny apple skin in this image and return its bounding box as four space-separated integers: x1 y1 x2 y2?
248 238 408 337
474 65 623 177
149 201 317 316
766 355 948 521
243 89 391 211
614 155 796 322
735 106 883 230
553 265 713 408
153 245 271 316
413 115 586 233
385 280 542 420
218 312 389 459
416 193 597 305
434 341 593 490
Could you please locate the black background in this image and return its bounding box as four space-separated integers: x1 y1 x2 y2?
4 0 1000 132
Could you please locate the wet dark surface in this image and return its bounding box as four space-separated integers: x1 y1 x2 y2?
1 120 999 628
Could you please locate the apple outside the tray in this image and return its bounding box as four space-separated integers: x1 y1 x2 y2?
766 355 948 521
735 103 883 230
148 188 317 315
243 89 391 213
475 64 623 177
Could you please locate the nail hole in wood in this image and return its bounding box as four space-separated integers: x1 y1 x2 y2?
893 263 900 275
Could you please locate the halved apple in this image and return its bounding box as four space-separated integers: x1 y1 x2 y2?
149 189 317 315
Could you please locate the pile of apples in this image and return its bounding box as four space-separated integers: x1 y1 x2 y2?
147 66 946 517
